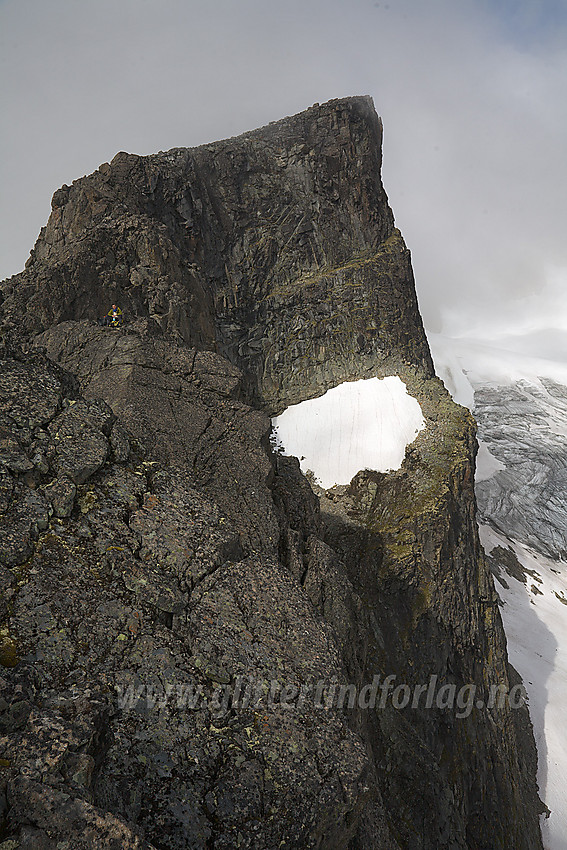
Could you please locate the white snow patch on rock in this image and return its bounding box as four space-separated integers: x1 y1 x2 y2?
271 376 425 489
475 440 506 482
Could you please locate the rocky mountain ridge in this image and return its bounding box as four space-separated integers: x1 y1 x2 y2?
0 97 544 848
1 96 432 411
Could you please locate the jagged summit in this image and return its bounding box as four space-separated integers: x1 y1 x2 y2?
167 95 379 150
1 96 431 411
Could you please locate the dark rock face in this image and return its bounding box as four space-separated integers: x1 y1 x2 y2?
0 98 543 848
1 96 432 411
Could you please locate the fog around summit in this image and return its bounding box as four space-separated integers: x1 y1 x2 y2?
1 0 566 344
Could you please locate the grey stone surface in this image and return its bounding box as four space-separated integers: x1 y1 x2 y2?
48 400 110 484
43 475 76 518
0 98 544 849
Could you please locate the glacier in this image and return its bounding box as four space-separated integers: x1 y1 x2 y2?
430 332 567 850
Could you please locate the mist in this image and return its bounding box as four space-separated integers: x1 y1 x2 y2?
1 0 566 338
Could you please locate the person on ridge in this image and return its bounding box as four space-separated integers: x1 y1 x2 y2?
106 304 123 327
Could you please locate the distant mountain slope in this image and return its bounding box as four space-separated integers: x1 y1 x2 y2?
430 334 567 558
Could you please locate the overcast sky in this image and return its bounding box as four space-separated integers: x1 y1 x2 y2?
1 0 566 340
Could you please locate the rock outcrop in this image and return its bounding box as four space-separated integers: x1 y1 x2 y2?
0 97 544 848
1 96 432 411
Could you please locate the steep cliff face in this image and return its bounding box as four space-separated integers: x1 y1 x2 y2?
1 96 432 410
0 98 544 849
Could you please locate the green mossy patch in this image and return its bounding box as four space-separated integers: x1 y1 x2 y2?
0 633 18 667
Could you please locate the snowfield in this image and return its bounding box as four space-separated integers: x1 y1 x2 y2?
431 331 567 850
481 525 567 850
271 376 425 489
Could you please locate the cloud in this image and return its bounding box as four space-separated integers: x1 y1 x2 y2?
1 0 566 338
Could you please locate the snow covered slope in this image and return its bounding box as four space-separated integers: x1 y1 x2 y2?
271 376 425 489
482 526 567 850
430 332 567 850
